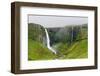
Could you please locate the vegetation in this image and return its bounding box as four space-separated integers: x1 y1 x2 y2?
28 39 56 60
54 39 88 59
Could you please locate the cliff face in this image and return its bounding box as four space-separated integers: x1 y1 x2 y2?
47 24 88 46
28 23 46 45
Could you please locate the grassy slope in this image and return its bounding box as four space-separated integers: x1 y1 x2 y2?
54 39 88 59
28 39 56 60
64 39 88 59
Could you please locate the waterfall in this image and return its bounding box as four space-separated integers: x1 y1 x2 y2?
45 28 57 54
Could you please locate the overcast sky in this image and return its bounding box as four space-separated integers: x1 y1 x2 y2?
28 15 88 28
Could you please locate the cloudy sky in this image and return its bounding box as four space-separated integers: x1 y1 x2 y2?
28 15 88 28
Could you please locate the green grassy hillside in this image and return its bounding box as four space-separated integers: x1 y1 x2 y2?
54 39 88 59
28 39 56 60
64 39 88 59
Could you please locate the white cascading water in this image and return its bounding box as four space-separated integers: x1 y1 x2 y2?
45 28 57 54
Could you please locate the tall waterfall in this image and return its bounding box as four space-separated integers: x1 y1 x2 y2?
45 28 57 54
